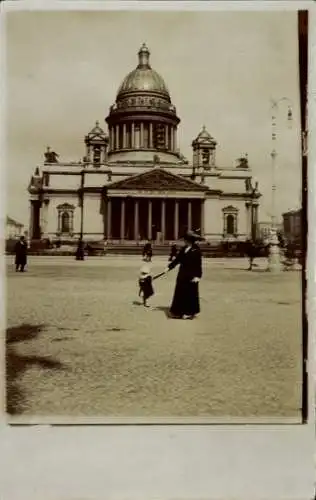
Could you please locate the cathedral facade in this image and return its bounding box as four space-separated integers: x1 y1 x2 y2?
28 44 260 245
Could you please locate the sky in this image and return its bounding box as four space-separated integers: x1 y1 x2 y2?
4 9 302 226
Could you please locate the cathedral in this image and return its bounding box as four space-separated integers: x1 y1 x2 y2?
28 43 260 245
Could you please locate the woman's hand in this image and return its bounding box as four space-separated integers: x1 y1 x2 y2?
191 277 200 283
164 267 170 274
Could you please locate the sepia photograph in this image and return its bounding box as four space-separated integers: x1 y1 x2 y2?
4 7 308 422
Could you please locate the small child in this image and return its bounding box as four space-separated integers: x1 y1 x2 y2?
138 258 154 307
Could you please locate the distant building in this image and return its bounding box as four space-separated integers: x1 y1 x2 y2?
6 216 24 239
282 209 302 243
28 44 260 245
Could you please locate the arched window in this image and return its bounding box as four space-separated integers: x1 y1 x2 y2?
61 212 70 233
222 206 238 237
226 214 235 235
93 145 101 166
57 203 75 235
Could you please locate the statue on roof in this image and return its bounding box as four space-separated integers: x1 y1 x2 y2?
45 147 59 163
245 178 251 192
236 155 249 169
245 177 259 194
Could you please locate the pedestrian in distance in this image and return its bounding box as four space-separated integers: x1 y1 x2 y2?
163 230 203 320
15 235 28 272
75 240 85 260
245 238 257 271
142 241 153 262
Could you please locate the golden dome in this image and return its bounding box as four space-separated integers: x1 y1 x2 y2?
116 44 170 99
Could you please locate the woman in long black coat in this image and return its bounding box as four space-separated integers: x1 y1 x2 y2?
165 231 203 319
15 236 28 272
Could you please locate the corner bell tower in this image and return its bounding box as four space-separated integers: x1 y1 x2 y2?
192 126 217 173
84 121 109 167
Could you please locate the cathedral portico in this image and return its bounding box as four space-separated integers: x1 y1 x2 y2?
104 196 204 243
104 167 207 242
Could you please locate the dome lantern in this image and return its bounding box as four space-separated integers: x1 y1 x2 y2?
137 43 151 69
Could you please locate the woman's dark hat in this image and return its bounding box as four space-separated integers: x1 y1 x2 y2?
182 229 204 242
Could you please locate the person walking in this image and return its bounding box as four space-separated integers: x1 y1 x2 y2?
75 240 85 260
15 235 28 272
164 230 203 320
245 239 256 271
142 241 153 262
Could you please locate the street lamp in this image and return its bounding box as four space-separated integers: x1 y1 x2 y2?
76 170 85 260
268 97 293 272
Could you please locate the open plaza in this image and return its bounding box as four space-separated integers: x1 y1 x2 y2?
6 255 302 421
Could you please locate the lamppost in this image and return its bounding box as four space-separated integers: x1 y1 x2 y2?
76 170 85 260
245 167 259 243
250 187 259 242
268 97 293 272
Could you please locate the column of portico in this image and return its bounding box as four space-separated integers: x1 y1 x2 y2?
173 127 177 152
120 198 125 240
29 200 35 240
174 199 179 240
123 124 127 149
200 200 205 237
134 199 139 240
245 203 251 237
161 199 166 242
188 200 192 231
41 200 50 238
148 200 152 240
30 200 41 240
106 198 112 239
140 122 144 149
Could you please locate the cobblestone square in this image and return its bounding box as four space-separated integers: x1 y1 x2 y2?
6 256 302 420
